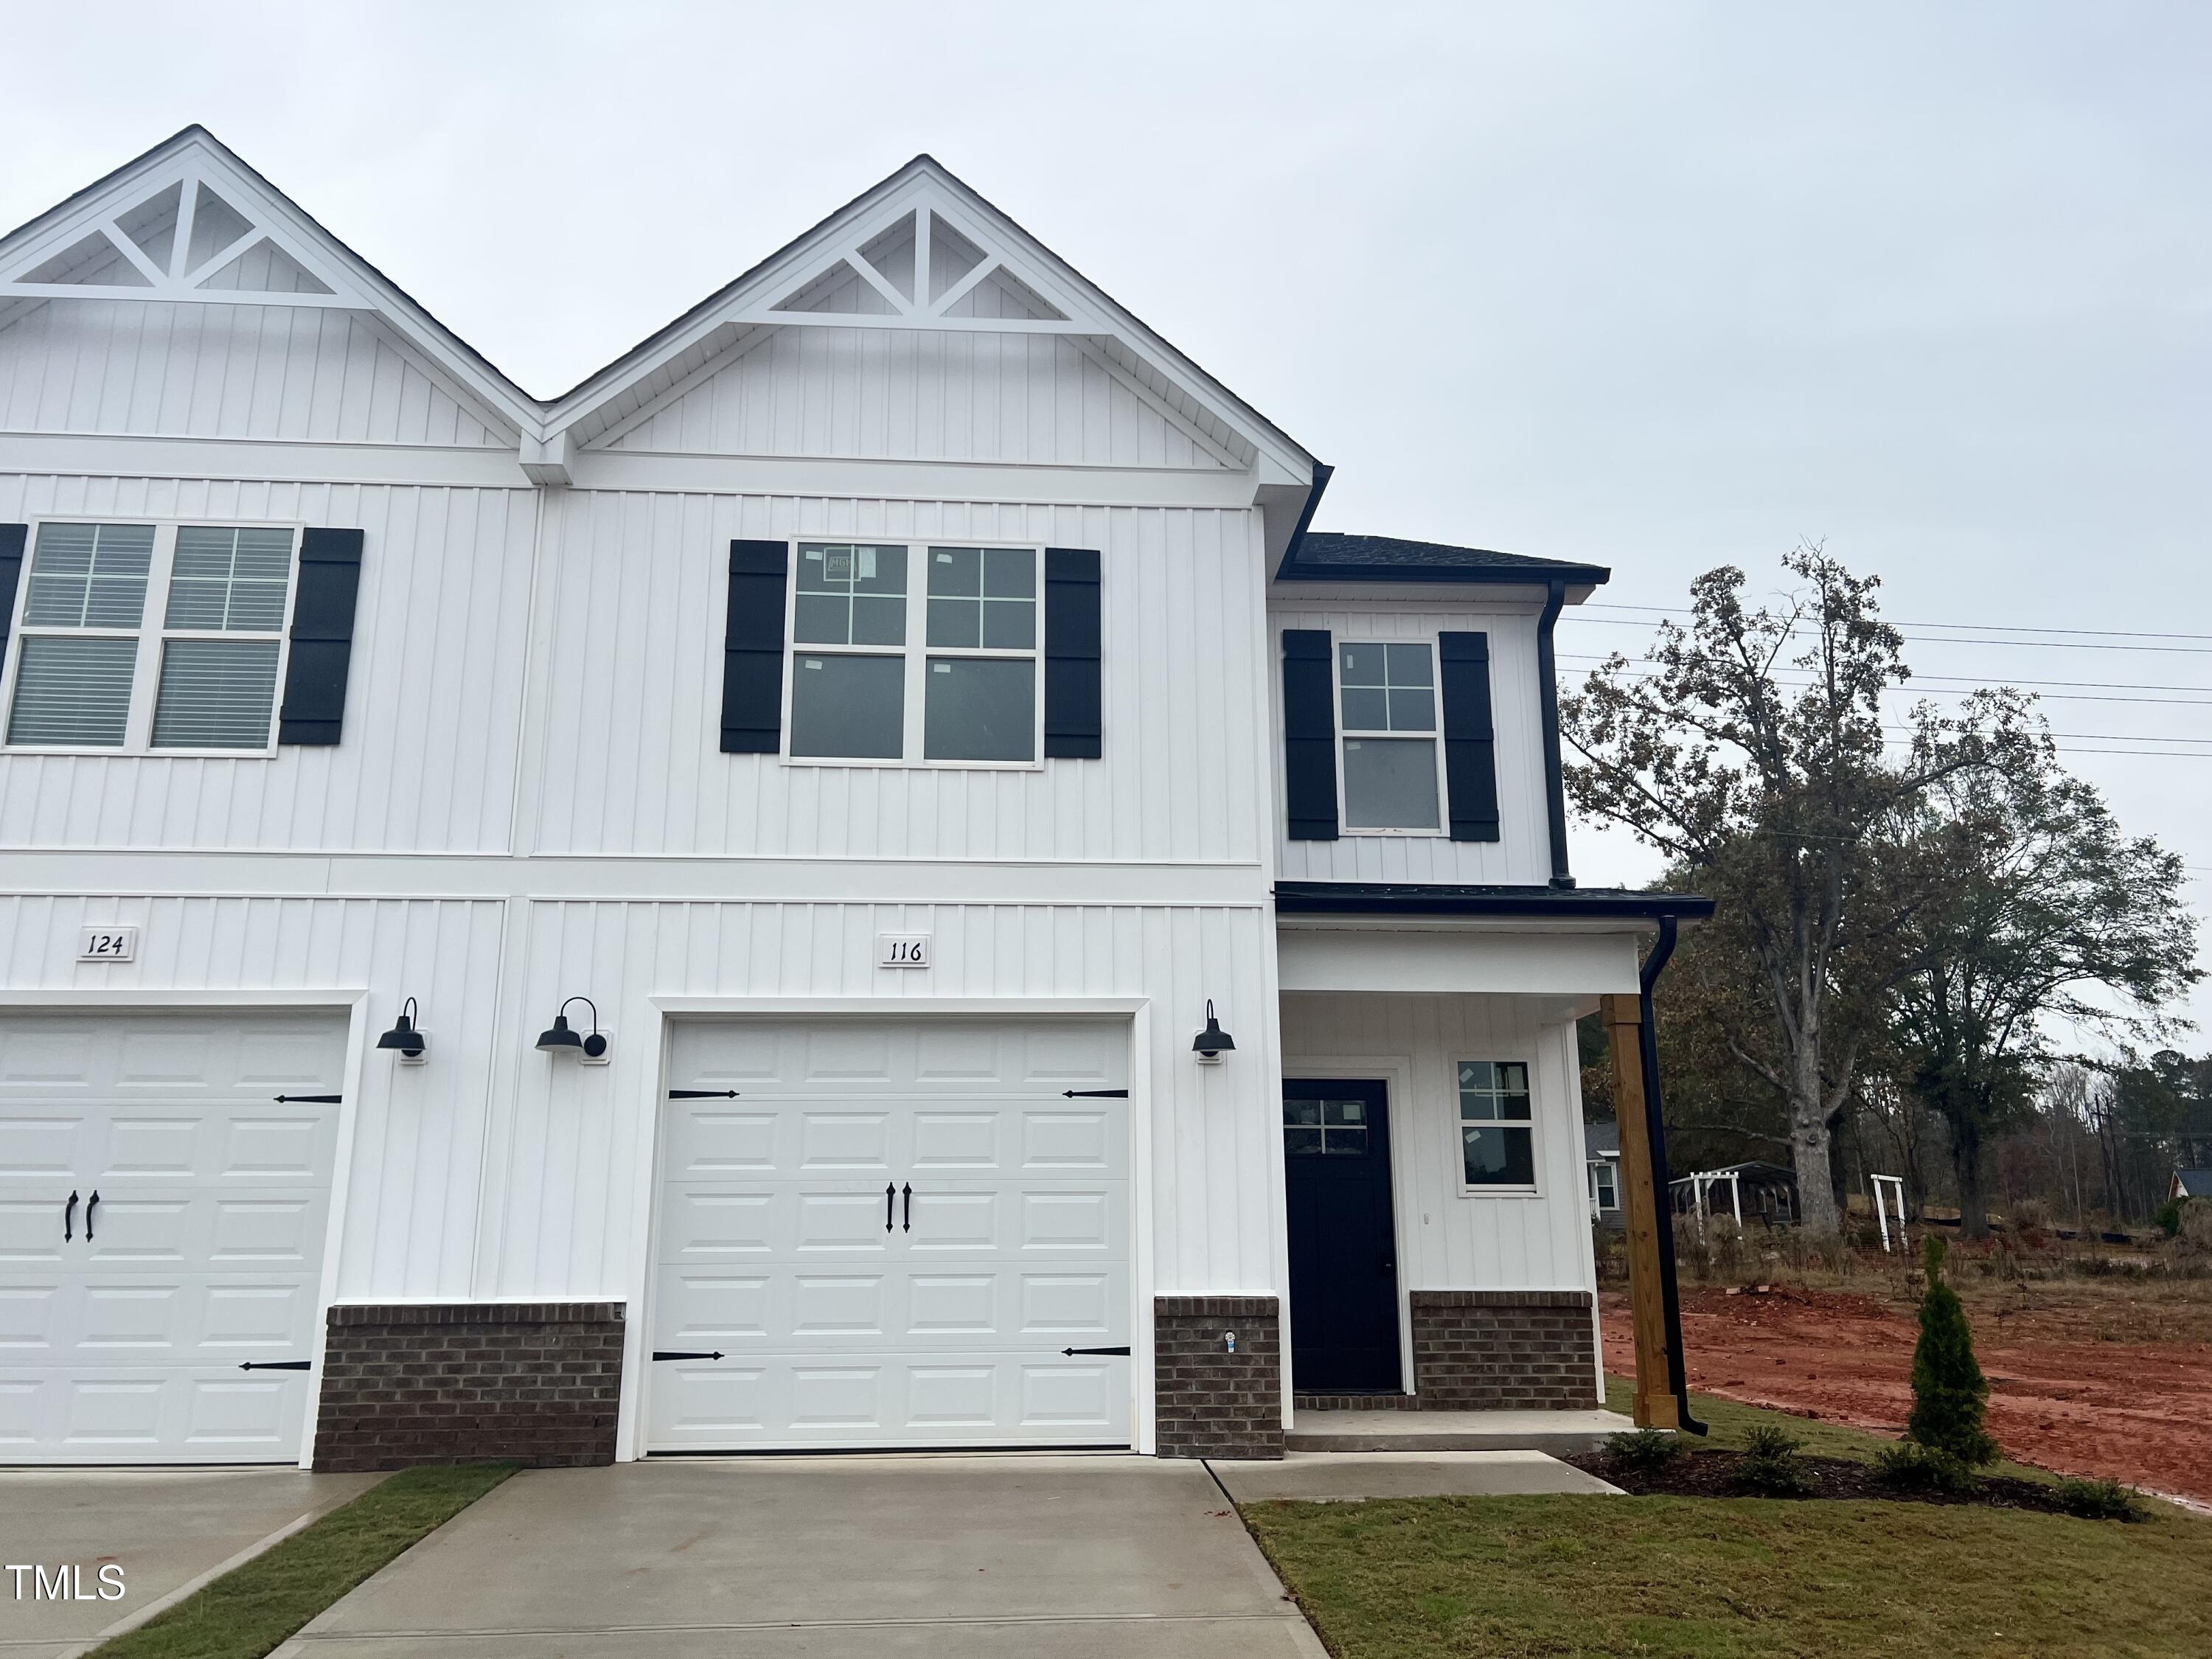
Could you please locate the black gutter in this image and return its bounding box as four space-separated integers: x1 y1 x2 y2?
1274 560 1613 588
1274 461 1334 580
1537 577 1573 888
1273 882 1715 922
1638 914 1706 1436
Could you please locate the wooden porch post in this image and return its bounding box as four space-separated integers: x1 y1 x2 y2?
1600 992 1680 1430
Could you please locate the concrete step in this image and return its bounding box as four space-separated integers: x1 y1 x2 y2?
1284 1408 1633 1456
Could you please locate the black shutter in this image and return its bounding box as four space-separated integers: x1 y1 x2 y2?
0 524 25 683
721 540 789 754
276 528 364 745
1439 630 1500 841
1281 628 1338 840
1043 547 1102 759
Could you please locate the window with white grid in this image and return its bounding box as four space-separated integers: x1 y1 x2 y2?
4 521 296 754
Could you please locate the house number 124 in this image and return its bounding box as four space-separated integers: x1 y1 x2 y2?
877 933 931 969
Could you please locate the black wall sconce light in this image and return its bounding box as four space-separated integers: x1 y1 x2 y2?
537 995 611 1065
1192 999 1236 1065
376 997 428 1065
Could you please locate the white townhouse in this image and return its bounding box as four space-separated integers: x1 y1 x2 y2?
0 130 1705 1470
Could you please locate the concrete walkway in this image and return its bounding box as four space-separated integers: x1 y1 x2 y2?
0 1467 380 1659
1286 1407 1632 1455
280 1455 1327 1658
1212 1449 1622 1503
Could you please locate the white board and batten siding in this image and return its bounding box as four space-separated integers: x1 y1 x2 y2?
0 473 538 853
529 491 1273 864
1279 990 1595 1296
1268 601 1554 886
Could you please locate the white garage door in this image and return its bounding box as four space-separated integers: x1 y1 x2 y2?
0 1012 345 1464
648 1019 1130 1451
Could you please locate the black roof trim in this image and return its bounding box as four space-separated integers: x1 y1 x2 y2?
1278 532 1610 588
1274 881 1714 921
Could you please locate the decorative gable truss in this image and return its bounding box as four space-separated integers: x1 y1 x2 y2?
548 167 1315 504
0 130 535 442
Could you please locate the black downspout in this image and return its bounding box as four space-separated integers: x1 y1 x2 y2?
1638 913 1705 1434
1537 577 1573 888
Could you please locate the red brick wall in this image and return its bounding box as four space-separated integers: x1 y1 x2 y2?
311 1301 625 1472
1153 1295 1284 1458
1409 1290 1598 1409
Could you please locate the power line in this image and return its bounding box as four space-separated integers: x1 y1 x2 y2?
1562 614 2212 655
1580 602 2212 645
1557 655 2212 709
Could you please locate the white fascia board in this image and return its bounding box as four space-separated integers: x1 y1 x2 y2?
1276 927 1642 997
540 160 1316 488
0 429 1268 507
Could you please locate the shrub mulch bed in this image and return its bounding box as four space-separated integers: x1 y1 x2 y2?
1565 1447 2087 1516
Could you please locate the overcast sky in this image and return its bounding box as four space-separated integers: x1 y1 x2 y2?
6 1 2208 1036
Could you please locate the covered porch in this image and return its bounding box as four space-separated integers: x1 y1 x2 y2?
1273 882 1712 1438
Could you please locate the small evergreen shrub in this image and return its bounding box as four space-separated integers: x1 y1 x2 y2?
1735 1424 1813 1495
2052 1476 2149 1523
1874 1441 1975 1494
1604 1428 1683 1469
1905 1236 1998 1468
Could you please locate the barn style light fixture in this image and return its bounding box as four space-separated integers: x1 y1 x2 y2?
1192 1001 1235 1064
375 997 427 1065
538 996 611 1064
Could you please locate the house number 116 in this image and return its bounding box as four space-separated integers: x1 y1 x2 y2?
877 933 931 969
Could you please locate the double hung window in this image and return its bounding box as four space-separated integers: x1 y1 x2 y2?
787 542 1040 765
4 521 296 754
1458 1060 1536 1189
1589 1158 1619 1216
1338 641 1439 830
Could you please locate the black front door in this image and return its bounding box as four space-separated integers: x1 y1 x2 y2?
1282 1078 1401 1392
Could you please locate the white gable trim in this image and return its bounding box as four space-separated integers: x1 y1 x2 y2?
546 160 1313 488
0 128 535 442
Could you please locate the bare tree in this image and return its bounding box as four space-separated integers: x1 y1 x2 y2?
1562 547 2020 1237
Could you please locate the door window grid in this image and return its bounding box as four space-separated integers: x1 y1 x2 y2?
1338 640 1441 832
2 521 298 754
1284 1096 1369 1157
1458 1059 1536 1189
786 541 1043 768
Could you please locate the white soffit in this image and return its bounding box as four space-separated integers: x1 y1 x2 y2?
1276 928 1642 997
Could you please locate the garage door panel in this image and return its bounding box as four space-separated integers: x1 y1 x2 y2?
0 1012 343 1462
652 1018 1130 1452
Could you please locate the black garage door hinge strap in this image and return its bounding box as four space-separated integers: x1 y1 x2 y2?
668 1089 740 1099
1062 1088 1128 1098
1060 1345 1131 1357
652 1349 726 1362
237 1360 313 1371
274 1094 343 1104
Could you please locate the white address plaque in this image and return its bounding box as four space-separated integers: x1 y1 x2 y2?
877 931 932 969
78 925 139 963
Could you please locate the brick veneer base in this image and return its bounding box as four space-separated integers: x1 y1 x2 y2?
1154 1295 1283 1459
1408 1290 1599 1410
312 1301 625 1472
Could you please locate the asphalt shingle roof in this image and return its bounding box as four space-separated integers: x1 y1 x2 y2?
1279 532 1610 587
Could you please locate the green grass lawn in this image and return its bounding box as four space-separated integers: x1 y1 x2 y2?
92 1463 515 1659
1242 1388 2211 1659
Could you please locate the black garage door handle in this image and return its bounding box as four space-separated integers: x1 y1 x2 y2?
63 1189 77 1241
85 1190 99 1241
885 1183 895 1232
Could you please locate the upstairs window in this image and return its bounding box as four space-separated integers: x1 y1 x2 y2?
4 521 296 754
787 542 1040 766
1339 641 1439 830
1458 1060 1535 1188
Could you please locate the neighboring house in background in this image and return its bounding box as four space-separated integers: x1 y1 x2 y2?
1585 1119 1623 1230
2171 1169 2212 1203
0 129 1708 1470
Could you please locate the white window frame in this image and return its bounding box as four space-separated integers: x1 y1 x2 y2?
1589 1154 1620 1217
1333 635 1450 836
0 517 302 759
779 539 1046 771
1455 1055 1541 1196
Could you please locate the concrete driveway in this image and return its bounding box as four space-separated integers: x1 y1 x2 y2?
280 1454 1326 1657
0 1467 379 1659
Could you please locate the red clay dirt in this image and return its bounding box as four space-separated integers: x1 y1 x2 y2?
1598 1284 2212 1506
